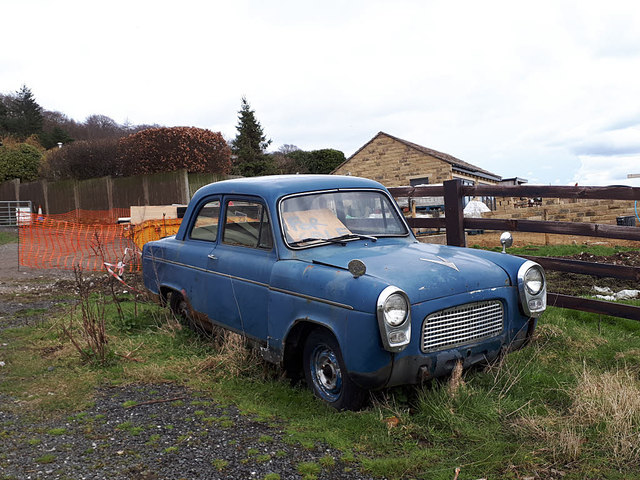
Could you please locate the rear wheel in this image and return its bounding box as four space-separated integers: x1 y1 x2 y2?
169 292 209 336
302 329 368 411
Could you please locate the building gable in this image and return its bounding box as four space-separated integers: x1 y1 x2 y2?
333 132 501 187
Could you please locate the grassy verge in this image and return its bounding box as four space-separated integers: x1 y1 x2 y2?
0 229 18 245
1 285 639 479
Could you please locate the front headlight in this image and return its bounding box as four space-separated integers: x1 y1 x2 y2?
524 265 544 295
383 293 409 326
517 261 547 317
377 286 411 352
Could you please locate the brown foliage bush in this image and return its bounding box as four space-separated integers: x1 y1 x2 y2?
116 127 231 176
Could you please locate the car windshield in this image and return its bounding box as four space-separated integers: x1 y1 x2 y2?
280 190 408 247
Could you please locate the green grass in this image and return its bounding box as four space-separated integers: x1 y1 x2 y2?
1 291 640 479
0 230 18 245
474 242 637 257
35 453 56 464
211 458 229 471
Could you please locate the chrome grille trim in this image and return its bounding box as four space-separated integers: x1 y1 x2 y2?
421 301 504 352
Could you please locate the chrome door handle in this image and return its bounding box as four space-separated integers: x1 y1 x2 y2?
207 254 217 260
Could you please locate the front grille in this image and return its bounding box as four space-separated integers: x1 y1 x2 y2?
421 300 504 352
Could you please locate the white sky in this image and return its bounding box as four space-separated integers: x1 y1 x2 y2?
2 0 640 186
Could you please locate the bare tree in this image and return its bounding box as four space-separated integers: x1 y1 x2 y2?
278 144 300 155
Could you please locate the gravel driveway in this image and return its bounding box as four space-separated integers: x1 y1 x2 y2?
0 384 374 480
0 240 383 480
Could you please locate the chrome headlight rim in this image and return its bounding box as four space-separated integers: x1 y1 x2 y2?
523 265 544 295
517 260 547 317
376 286 411 352
377 289 409 327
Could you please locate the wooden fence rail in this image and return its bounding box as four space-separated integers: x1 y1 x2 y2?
388 180 640 321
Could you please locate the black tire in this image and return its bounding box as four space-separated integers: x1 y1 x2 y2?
169 291 209 336
302 329 368 411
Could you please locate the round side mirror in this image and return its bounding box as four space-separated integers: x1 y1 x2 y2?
500 232 513 253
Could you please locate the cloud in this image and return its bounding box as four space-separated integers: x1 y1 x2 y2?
573 155 640 186
571 142 640 156
3 0 640 187
568 124 640 156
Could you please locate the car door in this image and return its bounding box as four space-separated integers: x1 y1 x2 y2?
212 197 276 343
180 197 243 333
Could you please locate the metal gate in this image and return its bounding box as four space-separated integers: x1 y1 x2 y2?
0 201 33 226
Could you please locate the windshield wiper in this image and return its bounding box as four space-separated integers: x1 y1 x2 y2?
290 237 348 246
331 233 378 242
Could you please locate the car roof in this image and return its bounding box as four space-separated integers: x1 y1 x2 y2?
192 174 386 202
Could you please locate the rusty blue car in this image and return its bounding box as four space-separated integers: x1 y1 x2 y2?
142 175 546 410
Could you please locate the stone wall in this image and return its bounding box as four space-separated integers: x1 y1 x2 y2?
334 134 453 187
483 197 637 225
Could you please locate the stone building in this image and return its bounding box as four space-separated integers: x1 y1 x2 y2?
332 131 501 187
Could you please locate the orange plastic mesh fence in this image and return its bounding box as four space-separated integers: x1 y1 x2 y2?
41 208 131 224
19 214 141 272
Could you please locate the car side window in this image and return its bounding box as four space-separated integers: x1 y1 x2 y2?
223 201 273 249
190 200 220 242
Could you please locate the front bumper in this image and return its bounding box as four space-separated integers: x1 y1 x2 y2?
387 316 537 387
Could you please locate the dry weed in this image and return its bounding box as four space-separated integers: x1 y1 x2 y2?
570 364 640 464
60 266 111 365
557 426 583 461
534 323 563 341
614 349 640 362
197 330 259 379
512 364 640 466
511 415 585 462
447 360 465 397
124 364 171 384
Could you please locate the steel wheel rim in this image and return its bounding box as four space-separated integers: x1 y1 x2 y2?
311 345 342 402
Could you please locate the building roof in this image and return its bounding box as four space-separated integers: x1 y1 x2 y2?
337 132 502 182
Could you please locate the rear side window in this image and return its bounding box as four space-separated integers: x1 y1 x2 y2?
223 201 273 249
190 200 220 242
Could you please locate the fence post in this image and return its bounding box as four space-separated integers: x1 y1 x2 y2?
180 169 190 204
42 180 49 214
13 178 20 201
106 176 114 212
73 180 80 211
444 179 465 247
142 176 150 205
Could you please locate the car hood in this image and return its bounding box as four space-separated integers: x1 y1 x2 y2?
297 241 512 304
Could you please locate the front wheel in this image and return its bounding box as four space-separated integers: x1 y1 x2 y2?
302 329 368 411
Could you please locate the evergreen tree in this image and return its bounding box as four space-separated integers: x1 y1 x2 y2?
0 95 9 134
231 96 275 176
39 126 74 149
286 149 346 174
10 85 43 138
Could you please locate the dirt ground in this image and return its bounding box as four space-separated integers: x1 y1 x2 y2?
0 242 77 329
462 230 640 249
465 231 640 296
0 241 378 480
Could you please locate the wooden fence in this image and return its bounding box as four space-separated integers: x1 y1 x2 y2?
389 180 640 321
0 170 229 215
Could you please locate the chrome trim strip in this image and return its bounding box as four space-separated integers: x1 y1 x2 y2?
145 256 354 310
268 286 354 310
